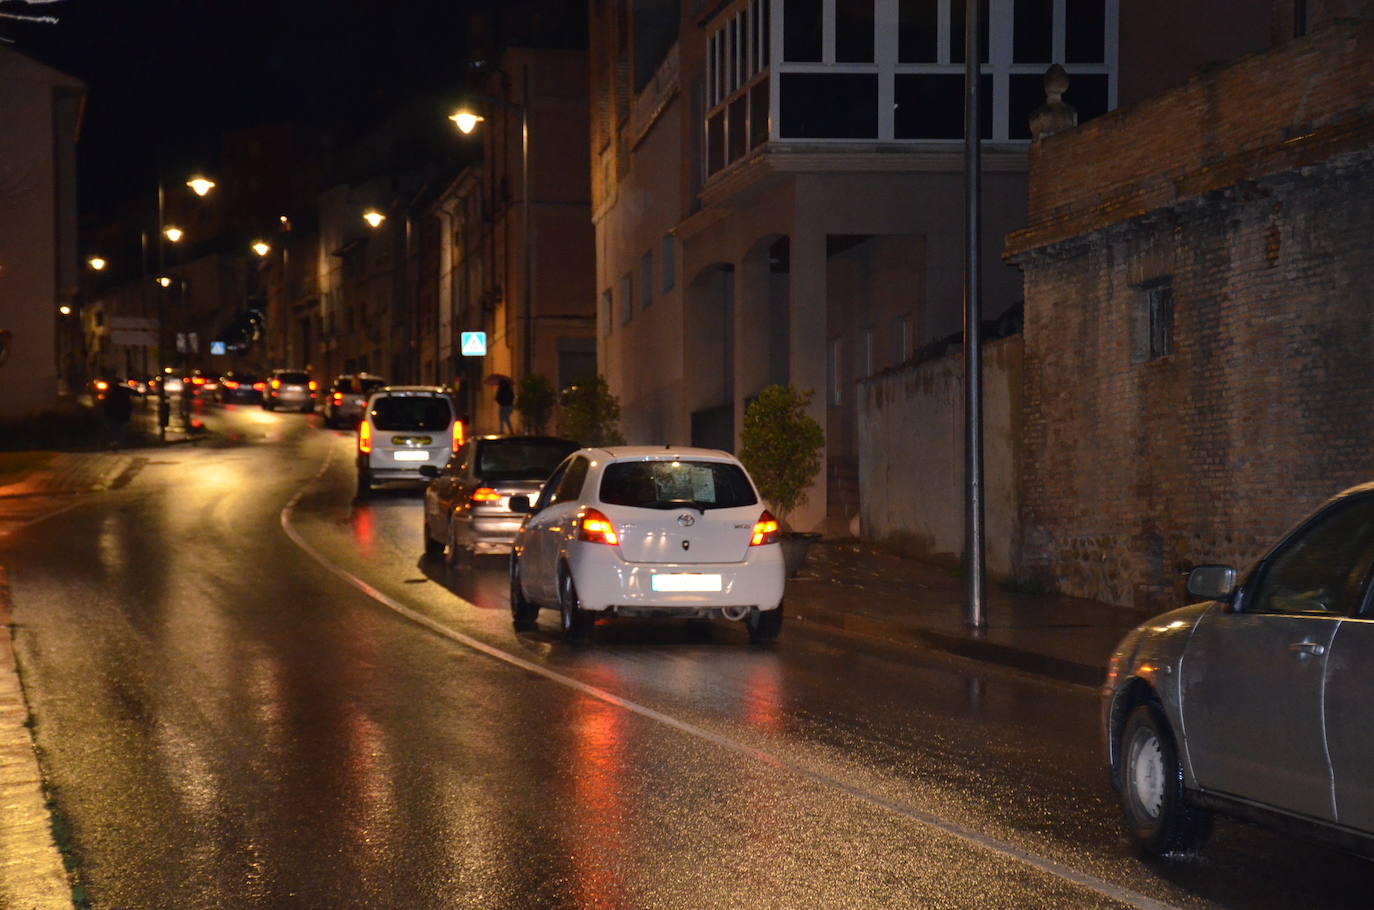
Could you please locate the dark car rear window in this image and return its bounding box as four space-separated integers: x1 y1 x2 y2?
333 376 388 394
475 438 578 481
599 460 757 511
276 371 310 384
369 396 453 431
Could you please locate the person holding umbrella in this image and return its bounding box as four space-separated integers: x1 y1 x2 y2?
489 374 515 434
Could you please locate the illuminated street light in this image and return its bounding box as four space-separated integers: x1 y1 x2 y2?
251 241 271 256
186 177 216 197
157 276 173 288
449 110 485 134
363 209 386 228
58 305 72 315
87 256 107 271
164 226 184 243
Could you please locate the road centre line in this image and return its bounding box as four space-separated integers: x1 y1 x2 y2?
283 447 1180 910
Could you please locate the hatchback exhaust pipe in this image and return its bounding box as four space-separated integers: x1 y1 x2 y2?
721 605 751 622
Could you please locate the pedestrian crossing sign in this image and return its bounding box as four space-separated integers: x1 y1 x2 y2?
461 331 487 357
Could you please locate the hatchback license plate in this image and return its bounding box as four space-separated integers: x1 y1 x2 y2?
393 450 429 462
651 573 722 592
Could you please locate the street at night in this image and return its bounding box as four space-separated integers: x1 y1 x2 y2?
0 402 1370 908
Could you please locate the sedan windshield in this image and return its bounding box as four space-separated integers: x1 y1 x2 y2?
370 397 452 431
599 460 757 511
476 439 578 481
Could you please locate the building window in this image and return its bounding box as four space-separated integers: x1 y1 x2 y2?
620 273 634 325
1132 280 1173 363
640 251 653 309
895 314 911 364
661 234 676 293
602 289 613 336
828 337 843 405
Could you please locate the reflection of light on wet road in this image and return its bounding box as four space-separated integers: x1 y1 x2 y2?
569 696 628 907
352 507 375 557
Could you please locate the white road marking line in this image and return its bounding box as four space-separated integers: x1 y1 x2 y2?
282 447 1181 910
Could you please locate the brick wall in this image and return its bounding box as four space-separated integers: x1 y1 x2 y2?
1009 19 1374 610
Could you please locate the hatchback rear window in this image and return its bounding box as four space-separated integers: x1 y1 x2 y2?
276 371 311 384
476 438 579 481
599 460 757 511
369 396 453 431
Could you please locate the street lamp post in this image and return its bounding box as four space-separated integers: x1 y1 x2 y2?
451 85 532 382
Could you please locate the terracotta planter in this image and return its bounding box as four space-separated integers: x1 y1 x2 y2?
780 532 820 577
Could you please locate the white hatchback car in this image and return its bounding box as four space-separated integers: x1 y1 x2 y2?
509 446 786 643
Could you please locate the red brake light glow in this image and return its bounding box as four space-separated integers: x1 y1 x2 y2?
750 511 780 546
471 487 501 503
452 418 465 450
308 380 318 391
271 379 281 389
252 382 265 391
94 380 109 391
358 420 372 453
332 392 343 404
192 376 205 385
579 509 619 546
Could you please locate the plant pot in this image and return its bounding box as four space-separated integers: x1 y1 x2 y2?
780 531 820 578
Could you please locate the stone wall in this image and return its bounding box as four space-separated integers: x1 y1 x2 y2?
858 338 1022 577
1007 19 1374 610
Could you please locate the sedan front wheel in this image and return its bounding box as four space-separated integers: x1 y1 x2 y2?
1119 703 1211 856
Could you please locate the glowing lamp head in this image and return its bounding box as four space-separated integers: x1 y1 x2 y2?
87 257 107 271
186 177 216 197
156 276 172 288
363 210 386 228
449 111 485 134
163 226 184 243
251 241 271 257
58 305 73 316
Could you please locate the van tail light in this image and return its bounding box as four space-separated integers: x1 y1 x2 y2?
332 392 343 404
578 509 620 546
750 511 780 546
452 419 465 449
471 487 501 503
358 420 372 453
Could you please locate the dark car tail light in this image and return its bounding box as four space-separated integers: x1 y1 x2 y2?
750 511 780 546
359 420 372 453
471 487 501 503
332 392 343 404
271 379 281 390
223 379 240 390
252 381 265 391
578 508 620 546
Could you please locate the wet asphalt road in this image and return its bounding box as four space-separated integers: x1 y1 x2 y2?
5 401 1373 909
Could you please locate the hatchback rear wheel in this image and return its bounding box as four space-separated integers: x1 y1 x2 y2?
559 569 592 642
747 602 784 644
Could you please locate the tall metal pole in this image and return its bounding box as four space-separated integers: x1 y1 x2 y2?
520 65 532 383
963 0 987 629
155 181 168 443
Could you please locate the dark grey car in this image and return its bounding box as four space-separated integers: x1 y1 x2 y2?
420 435 578 566
1103 481 1374 858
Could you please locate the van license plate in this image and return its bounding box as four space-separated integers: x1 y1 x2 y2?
393 451 429 461
651 573 722 592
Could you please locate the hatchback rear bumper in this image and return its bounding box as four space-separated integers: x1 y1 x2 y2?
569 545 785 613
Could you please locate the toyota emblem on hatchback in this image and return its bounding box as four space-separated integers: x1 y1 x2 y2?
682 540 691 551
677 513 695 527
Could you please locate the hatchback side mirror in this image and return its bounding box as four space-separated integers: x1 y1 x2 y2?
509 494 533 514
419 465 439 479
1187 564 1237 601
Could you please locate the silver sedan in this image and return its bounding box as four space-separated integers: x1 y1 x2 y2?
1103 481 1374 858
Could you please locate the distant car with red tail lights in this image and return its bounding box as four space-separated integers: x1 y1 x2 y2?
508 446 785 643
262 369 317 412
324 372 387 428
216 371 264 404
355 386 462 497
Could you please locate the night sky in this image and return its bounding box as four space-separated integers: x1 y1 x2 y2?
5 0 477 220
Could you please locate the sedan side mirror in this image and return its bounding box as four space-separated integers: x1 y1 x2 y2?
509 494 533 514
1187 564 1237 601
419 465 439 479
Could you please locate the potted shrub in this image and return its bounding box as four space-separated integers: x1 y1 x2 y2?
557 375 626 447
739 384 826 576
515 373 555 436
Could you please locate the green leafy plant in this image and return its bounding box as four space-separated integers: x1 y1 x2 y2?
558 375 626 447
739 384 825 528
515 373 555 436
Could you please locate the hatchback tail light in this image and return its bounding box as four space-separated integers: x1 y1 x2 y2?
750 511 780 546
471 487 501 503
359 420 372 453
452 418 465 450
578 508 620 546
